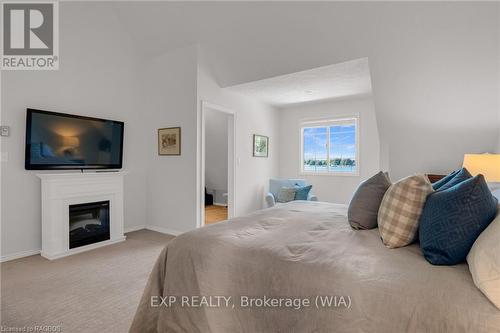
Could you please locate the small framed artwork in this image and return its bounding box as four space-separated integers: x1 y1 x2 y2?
253 134 269 157
158 127 181 156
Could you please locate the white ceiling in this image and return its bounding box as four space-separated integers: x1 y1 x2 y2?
225 58 372 107
109 1 498 90
110 1 380 87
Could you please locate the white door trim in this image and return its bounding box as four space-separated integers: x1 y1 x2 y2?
197 101 236 228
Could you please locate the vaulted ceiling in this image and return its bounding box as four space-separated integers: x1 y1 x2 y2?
110 1 434 87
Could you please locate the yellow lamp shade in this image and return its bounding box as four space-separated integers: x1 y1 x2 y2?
463 154 500 182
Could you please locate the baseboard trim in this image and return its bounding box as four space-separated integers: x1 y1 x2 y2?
213 203 228 207
1 249 41 263
1 225 181 262
41 237 127 260
124 225 146 233
146 225 183 236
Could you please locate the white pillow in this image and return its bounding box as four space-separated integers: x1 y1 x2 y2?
467 205 500 309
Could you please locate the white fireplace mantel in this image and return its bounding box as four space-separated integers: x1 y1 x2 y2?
37 171 128 260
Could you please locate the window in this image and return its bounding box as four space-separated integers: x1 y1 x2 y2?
301 117 358 175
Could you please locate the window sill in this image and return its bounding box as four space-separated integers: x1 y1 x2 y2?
299 171 360 177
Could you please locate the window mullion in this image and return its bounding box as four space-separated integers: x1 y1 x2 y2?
301 128 303 172
326 126 330 172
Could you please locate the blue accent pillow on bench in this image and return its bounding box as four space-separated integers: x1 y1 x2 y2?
294 185 312 200
419 175 498 265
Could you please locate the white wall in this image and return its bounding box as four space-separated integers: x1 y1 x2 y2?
356 3 499 179
497 3 500 154
497 104 500 153
139 45 280 232
1 32 279 258
137 45 199 234
0 3 147 258
497 122 500 153
135 44 279 233
278 96 380 204
496 107 500 154
205 109 229 203
197 48 280 216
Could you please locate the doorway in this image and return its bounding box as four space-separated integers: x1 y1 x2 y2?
199 101 235 226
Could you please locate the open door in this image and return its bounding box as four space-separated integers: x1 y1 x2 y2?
199 102 235 227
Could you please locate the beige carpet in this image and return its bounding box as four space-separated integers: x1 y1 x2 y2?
1 230 173 333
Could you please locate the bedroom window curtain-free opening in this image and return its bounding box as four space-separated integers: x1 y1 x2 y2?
300 117 359 175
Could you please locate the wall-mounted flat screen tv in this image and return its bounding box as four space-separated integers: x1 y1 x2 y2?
25 109 124 170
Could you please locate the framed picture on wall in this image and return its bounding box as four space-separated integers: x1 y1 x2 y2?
253 134 269 157
158 127 181 155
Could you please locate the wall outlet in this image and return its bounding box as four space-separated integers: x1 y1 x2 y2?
0 126 10 137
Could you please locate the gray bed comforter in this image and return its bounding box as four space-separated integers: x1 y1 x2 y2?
130 201 500 332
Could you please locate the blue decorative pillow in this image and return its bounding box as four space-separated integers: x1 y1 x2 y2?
294 185 312 200
419 175 498 265
432 169 460 190
437 168 472 191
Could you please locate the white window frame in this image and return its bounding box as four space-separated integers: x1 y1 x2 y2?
300 116 360 177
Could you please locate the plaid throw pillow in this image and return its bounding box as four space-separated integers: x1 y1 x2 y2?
378 174 434 248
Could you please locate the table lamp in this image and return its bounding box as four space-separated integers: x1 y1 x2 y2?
463 154 500 183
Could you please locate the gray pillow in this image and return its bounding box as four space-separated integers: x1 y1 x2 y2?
277 187 297 203
348 171 391 229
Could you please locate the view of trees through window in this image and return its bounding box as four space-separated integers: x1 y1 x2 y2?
302 118 357 174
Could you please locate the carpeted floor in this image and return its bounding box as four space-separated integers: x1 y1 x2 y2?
1 229 174 333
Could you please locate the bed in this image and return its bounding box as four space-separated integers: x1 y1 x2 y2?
130 201 500 332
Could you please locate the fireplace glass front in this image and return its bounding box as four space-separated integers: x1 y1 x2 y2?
69 201 110 249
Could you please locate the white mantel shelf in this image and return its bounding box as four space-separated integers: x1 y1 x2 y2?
37 171 128 260
37 171 128 179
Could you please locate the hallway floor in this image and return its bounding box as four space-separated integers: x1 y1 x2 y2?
205 205 228 224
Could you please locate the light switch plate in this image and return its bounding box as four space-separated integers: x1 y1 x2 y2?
0 126 10 137
0 152 8 162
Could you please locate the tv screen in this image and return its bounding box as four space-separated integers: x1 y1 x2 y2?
25 109 124 170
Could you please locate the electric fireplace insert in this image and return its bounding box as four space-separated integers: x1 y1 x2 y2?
69 201 110 249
